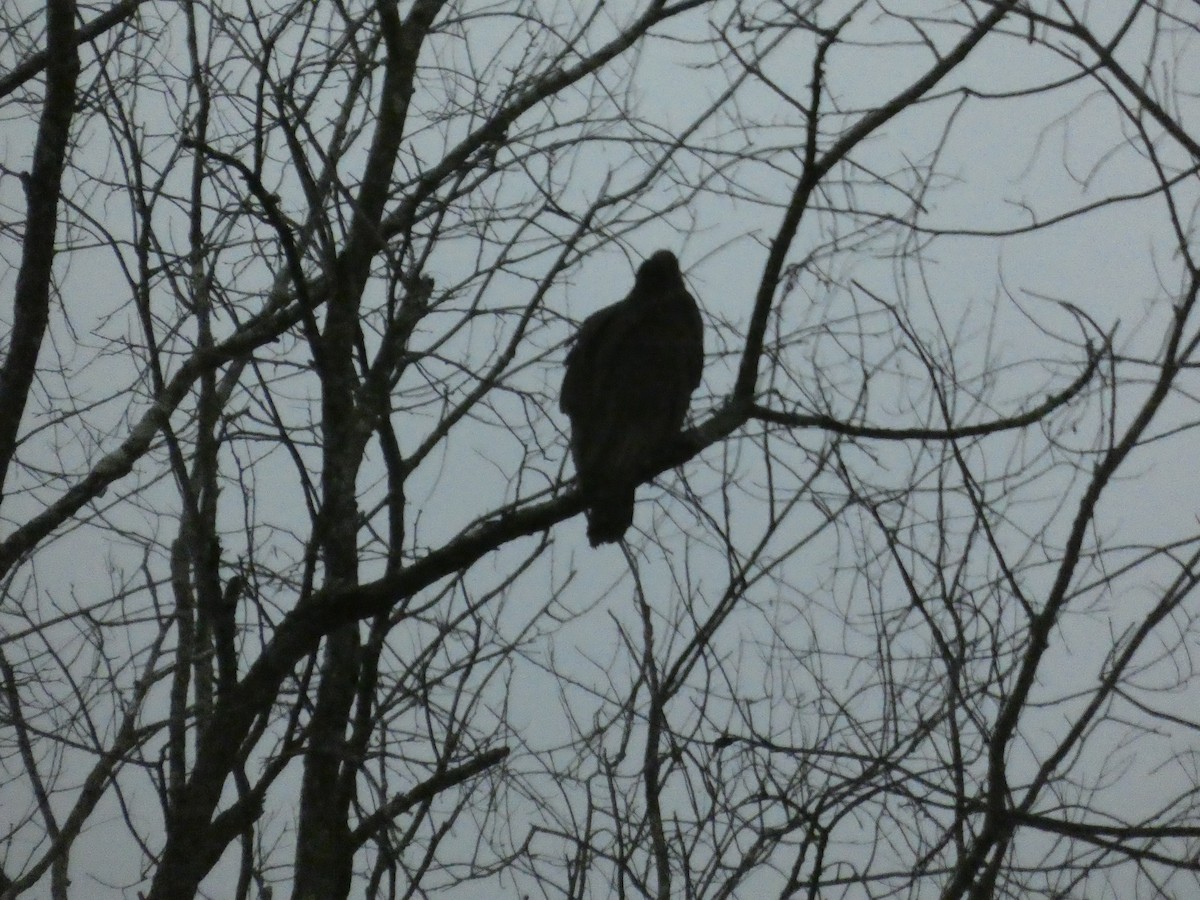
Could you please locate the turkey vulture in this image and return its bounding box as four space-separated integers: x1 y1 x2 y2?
561 250 704 545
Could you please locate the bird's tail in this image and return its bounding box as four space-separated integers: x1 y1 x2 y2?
585 486 635 546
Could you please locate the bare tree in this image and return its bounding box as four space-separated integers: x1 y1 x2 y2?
1 1 1197 898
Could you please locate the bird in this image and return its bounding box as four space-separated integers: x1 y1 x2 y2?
560 250 704 546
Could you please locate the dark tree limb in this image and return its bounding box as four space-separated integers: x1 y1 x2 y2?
0 0 79 504
348 746 510 848
0 0 145 101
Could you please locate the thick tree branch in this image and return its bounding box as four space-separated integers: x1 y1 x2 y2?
0 0 146 101
348 746 510 848
0 0 79 503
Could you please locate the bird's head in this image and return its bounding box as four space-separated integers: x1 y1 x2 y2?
635 250 682 288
